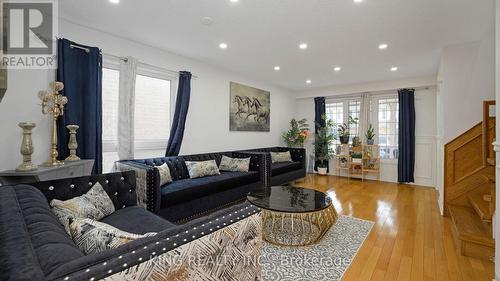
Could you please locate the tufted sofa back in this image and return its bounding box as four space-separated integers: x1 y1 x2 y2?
28 171 137 211
127 152 236 181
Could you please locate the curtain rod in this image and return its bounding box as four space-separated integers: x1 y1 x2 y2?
103 53 198 79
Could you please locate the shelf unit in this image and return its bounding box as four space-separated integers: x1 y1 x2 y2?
334 144 380 181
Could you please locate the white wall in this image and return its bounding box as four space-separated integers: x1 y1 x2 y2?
295 83 437 187
0 19 296 171
494 1 500 280
436 16 496 214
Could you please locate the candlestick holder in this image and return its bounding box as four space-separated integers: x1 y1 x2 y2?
38 81 67 167
16 122 38 172
65 125 80 161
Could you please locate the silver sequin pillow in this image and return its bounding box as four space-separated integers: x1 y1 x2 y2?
69 218 156 255
50 182 115 234
270 151 292 163
157 163 173 185
219 155 251 172
185 160 221 179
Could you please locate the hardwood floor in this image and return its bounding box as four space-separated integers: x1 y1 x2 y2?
293 174 494 281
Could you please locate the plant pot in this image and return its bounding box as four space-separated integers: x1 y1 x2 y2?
367 139 374 145
317 167 328 175
339 135 349 144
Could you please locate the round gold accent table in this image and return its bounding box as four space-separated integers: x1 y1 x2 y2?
247 186 338 247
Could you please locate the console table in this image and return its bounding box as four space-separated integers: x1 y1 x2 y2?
0 159 94 186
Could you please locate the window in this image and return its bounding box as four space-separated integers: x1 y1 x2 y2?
101 64 172 172
376 97 399 159
325 98 361 145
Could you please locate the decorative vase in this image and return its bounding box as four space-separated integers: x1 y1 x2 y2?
318 167 328 175
367 139 375 145
65 125 80 161
16 122 38 172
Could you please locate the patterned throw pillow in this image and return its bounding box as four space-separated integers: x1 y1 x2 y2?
185 160 221 179
157 163 173 186
69 218 156 255
219 155 251 172
50 182 115 234
270 151 292 163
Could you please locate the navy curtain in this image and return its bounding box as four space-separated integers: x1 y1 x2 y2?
314 97 327 171
165 71 192 156
398 88 416 183
57 38 102 174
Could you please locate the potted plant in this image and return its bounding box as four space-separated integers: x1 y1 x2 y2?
337 116 358 144
314 115 336 175
365 124 375 145
282 118 310 148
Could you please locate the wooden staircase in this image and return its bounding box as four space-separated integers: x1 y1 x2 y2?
444 100 496 260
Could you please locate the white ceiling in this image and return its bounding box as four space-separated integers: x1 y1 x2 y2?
59 0 494 91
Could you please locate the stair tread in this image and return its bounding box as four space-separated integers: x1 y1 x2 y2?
448 205 494 247
468 194 492 222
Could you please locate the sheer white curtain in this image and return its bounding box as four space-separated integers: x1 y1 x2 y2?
118 57 138 160
359 93 371 142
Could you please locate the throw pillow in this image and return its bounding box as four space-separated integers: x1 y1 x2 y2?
157 163 173 185
271 151 293 163
219 155 251 172
69 218 156 255
50 182 115 234
185 160 221 179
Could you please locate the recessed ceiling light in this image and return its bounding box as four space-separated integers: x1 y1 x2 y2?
230 0 239 2
109 0 120 4
299 43 308 50
390 67 398 71
274 66 281 71
354 0 363 3
334 66 341 72
378 43 388 50
306 79 312 84
219 43 228 49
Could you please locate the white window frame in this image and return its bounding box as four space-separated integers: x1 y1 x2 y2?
101 55 177 153
369 93 399 163
325 95 362 144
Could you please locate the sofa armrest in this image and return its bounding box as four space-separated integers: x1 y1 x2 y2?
53 204 262 281
232 151 269 187
115 161 160 214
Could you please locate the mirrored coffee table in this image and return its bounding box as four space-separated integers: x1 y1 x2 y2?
247 185 338 247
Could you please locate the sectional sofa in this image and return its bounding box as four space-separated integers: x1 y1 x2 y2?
116 147 306 222
0 171 262 281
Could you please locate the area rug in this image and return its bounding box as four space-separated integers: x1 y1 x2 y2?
261 215 374 281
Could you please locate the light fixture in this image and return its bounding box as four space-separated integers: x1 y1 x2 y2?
354 0 363 3
306 79 312 84
378 43 388 50
299 43 308 50
274 66 280 71
390 67 398 72
230 0 239 2
109 0 120 4
334 66 341 72
219 43 228 49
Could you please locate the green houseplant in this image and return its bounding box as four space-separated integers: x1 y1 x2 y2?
314 115 336 175
365 124 375 145
282 118 310 148
337 116 358 144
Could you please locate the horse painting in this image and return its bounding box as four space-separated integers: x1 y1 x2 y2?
230 82 270 131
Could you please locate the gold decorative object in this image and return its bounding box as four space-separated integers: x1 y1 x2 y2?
65 125 80 161
38 81 68 167
16 122 38 172
261 204 338 247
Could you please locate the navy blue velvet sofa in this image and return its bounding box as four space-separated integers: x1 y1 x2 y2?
241 147 306 186
0 171 262 281
116 151 266 222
